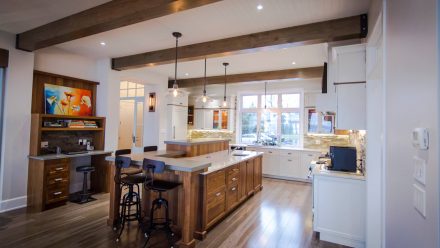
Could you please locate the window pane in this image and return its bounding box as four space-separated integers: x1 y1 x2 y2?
241 112 257 143
242 95 258 108
260 112 278 144
261 94 278 108
281 112 300 146
136 88 144 97
321 114 334 134
127 88 136 97
120 89 127 98
213 110 220 129
308 109 318 133
128 82 137 89
282 94 300 108
120 81 128 90
221 110 228 129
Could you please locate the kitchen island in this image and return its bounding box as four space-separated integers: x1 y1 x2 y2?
106 141 263 248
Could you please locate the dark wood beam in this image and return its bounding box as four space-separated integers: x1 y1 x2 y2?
114 14 367 70
16 0 223 51
168 66 324 88
0 49 9 67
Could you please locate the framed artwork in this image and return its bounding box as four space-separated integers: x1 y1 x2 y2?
44 83 93 116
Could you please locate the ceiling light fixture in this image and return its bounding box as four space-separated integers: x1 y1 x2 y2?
291 61 296 65
222 62 229 107
100 42 106 46
202 58 208 103
172 32 182 97
257 4 263 10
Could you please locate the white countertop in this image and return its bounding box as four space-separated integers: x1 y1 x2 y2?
312 162 365 181
230 144 322 153
164 138 230 146
105 150 262 173
29 150 113 160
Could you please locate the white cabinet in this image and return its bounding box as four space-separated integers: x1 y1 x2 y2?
333 44 366 83
167 93 188 140
336 84 366 130
299 151 320 179
279 150 300 178
260 148 280 175
313 175 366 247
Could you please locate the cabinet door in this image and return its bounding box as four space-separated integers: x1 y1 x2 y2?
333 44 366 83
173 107 188 139
203 110 213 129
239 162 247 201
253 157 262 191
300 152 320 179
336 84 366 130
246 160 254 195
261 149 280 176
194 109 204 129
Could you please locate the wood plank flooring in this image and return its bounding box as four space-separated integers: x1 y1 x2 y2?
0 178 347 248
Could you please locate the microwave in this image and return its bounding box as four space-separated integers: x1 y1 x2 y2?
329 146 357 172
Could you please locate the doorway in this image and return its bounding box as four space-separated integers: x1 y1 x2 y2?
118 81 144 152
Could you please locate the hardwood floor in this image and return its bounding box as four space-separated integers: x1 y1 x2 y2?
0 178 347 248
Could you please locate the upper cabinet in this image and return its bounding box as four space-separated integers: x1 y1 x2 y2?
316 43 366 130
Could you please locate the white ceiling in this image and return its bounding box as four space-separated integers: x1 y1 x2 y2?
0 0 110 33
1 0 370 79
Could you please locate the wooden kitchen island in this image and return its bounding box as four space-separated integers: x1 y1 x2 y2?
106 139 263 248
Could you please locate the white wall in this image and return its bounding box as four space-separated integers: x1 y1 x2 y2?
0 31 34 212
385 0 439 247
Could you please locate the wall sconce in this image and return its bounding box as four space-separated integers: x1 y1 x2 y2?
148 92 156 112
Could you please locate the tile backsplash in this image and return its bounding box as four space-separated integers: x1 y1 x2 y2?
188 129 236 143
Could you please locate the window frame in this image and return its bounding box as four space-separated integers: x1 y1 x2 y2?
237 89 304 147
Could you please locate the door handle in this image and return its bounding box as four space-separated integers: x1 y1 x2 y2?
173 126 176 139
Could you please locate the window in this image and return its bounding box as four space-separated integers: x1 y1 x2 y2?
239 92 302 146
120 81 144 98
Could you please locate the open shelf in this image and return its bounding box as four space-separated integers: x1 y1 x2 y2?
41 127 104 131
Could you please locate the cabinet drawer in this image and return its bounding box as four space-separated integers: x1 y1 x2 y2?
46 163 69 176
206 170 226 194
227 164 240 175
207 186 226 225
261 148 280 155
226 183 239 210
46 171 69 186
227 173 239 185
46 186 69 204
279 150 300 158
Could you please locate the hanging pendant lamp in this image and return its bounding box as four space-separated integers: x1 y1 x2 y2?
264 81 267 109
222 62 229 107
172 32 182 97
202 58 208 103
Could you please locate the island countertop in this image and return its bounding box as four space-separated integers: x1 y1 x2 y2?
164 138 230 146
105 149 262 173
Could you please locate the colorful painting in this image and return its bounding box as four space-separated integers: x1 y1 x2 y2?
44 84 93 116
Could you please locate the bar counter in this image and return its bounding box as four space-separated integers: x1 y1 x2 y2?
105 149 263 248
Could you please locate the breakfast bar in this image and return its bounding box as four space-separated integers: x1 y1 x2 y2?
106 139 263 248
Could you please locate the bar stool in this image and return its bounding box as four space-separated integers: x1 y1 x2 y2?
142 158 181 248
114 156 147 242
115 149 143 176
75 165 95 203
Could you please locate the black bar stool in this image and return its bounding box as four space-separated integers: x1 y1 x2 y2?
144 146 158 152
75 165 95 203
115 149 143 176
114 155 147 242
142 159 181 248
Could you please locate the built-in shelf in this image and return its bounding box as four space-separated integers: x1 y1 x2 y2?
41 127 104 131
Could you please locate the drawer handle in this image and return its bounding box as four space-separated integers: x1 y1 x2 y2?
288 159 292 162
308 154 313 157
54 178 63 182
231 187 236 191
232 177 237 181
288 153 292 155
216 192 221 197
55 167 64 171
53 191 62 196
268 151 273 154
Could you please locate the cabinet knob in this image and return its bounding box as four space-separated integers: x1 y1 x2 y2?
53 191 62 196
231 187 236 191
216 192 221 197
232 177 237 181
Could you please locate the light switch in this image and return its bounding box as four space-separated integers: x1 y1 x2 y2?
413 184 426 217
413 156 426 185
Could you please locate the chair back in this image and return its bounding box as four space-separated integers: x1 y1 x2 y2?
143 159 165 188
115 149 131 156
144 146 158 152
114 156 131 184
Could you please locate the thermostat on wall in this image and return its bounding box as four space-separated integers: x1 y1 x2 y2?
412 128 429 150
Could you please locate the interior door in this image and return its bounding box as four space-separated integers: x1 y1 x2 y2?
118 100 134 149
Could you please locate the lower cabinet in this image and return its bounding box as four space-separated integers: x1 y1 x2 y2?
313 175 366 247
28 158 71 212
198 155 263 238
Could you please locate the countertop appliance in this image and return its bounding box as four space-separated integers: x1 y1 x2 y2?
328 146 357 172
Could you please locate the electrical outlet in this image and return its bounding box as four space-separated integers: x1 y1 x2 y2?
78 139 83 145
413 184 426 217
413 156 426 185
41 141 49 148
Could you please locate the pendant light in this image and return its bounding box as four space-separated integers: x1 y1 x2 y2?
222 62 229 107
202 58 208 103
264 81 268 109
172 32 182 97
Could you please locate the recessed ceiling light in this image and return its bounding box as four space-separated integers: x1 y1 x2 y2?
100 42 106 46
257 4 263 10
291 61 296 65
185 73 189 76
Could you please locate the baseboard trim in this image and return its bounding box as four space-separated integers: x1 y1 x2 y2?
0 195 27 213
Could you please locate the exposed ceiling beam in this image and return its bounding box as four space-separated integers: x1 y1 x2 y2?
16 0 223 51
114 14 367 70
168 66 324 88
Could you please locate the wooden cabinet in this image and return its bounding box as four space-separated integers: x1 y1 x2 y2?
198 155 263 238
28 158 70 212
313 175 366 247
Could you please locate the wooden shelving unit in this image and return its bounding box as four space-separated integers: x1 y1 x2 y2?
30 114 106 156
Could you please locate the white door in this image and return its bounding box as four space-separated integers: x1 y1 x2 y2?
118 99 144 151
